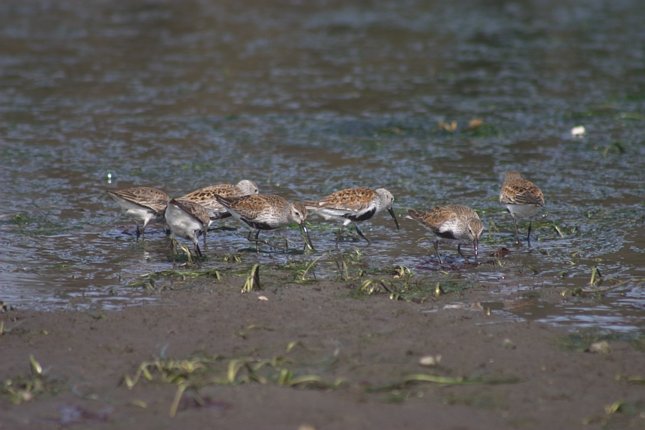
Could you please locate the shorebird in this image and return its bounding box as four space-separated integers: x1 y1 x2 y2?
407 205 484 263
214 194 315 252
499 171 545 247
164 198 211 257
180 179 259 222
305 187 399 244
107 186 169 239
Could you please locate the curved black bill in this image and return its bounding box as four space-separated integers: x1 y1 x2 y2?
388 207 400 230
300 223 316 252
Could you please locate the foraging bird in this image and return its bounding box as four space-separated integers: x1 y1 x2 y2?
214 194 315 251
180 179 259 221
305 187 399 244
164 199 211 257
499 171 545 247
107 186 169 239
407 205 484 263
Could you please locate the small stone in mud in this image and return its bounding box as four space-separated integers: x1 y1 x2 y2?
586 340 610 354
58 404 112 425
571 125 586 137
419 355 442 366
502 338 516 349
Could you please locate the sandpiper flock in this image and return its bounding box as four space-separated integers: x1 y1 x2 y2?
107 172 544 263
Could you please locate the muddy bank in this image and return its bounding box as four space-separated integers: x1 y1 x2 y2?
1 276 643 430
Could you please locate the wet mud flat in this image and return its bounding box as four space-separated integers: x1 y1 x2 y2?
1 273 644 430
0 1 644 427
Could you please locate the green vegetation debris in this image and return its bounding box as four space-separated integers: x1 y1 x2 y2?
29 355 42 376
122 352 345 417
1 356 59 404
589 266 602 287
616 374 645 385
128 269 222 290
6 211 65 236
368 372 519 393
284 255 325 283
222 253 243 263
334 249 366 281
602 141 626 156
350 265 475 303
604 400 624 415
241 264 261 293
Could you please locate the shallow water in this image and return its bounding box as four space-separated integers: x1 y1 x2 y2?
0 0 643 333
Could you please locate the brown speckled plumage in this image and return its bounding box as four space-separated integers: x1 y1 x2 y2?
168 199 211 227
181 180 259 220
108 186 169 215
215 194 314 250
407 205 483 262
305 187 399 243
314 188 382 212
107 186 169 238
499 171 545 246
499 171 544 207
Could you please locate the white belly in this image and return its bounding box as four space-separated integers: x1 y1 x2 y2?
506 204 541 219
112 197 156 225
312 208 354 226
165 204 202 241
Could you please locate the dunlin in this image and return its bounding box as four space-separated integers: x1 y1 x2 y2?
180 179 259 221
107 186 169 239
305 187 399 244
499 171 545 246
214 194 315 251
164 198 211 257
407 205 484 263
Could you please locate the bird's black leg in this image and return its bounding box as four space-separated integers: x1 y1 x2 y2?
354 224 370 244
457 243 468 261
254 230 260 253
527 221 533 248
433 240 443 264
194 242 203 258
169 238 177 264
334 227 343 249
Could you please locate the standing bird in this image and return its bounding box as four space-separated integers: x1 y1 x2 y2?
305 187 399 244
107 186 169 239
499 171 545 247
407 205 484 264
164 199 211 257
180 179 259 221
214 194 315 252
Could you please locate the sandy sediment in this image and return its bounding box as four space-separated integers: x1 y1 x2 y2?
1 277 643 430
